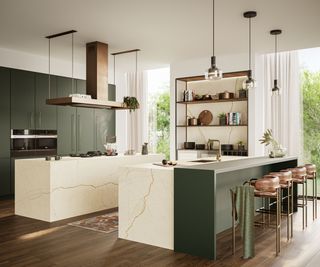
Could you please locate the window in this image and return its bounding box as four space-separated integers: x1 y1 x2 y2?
299 47 320 195
147 68 170 159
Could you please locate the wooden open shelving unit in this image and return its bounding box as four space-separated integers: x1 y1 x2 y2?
175 70 250 160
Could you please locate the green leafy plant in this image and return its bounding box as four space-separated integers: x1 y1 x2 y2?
238 141 244 146
301 70 320 167
218 112 226 119
123 96 140 112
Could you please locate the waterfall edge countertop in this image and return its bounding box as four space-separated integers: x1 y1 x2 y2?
15 153 163 222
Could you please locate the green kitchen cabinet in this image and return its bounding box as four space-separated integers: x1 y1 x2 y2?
75 79 94 153
11 69 35 129
35 73 57 130
0 158 11 197
94 84 116 152
57 76 76 155
0 68 11 158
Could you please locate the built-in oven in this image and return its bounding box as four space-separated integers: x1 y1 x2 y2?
11 129 57 158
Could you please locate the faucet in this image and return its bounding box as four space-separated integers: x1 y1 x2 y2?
207 139 222 161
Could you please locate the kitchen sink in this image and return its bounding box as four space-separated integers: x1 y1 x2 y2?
190 159 217 163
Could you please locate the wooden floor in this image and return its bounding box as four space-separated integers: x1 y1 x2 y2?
0 198 320 267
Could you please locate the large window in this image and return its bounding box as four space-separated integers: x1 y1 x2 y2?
300 47 320 195
300 48 320 163
147 68 170 159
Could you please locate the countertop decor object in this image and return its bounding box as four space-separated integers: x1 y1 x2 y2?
142 143 148 155
260 129 286 158
198 110 213 125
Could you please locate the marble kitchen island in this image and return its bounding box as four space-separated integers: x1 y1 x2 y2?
15 154 163 222
118 156 246 250
119 156 298 260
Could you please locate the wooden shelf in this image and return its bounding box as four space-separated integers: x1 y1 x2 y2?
176 124 248 128
176 98 247 104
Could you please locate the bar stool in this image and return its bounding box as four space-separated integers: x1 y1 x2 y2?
304 164 317 220
282 166 307 230
231 175 281 256
269 171 293 241
254 175 281 255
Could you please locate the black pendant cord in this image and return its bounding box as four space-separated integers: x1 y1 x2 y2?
212 0 215 58
135 51 138 92
113 55 116 85
71 32 74 94
48 39 51 99
249 17 252 75
274 34 278 81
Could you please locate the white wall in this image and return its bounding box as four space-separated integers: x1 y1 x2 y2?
0 47 86 79
170 53 265 159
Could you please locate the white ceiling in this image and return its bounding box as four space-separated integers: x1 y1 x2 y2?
0 0 319 69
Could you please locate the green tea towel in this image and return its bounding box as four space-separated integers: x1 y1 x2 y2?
232 184 255 259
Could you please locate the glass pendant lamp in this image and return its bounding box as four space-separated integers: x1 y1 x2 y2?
243 11 257 90
205 0 222 80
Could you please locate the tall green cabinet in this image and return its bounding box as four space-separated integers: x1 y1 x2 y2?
0 67 11 196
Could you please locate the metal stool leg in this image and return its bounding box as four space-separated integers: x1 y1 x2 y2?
287 184 290 241
276 187 281 255
316 173 318 219
306 179 308 228
291 182 294 238
302 182 305 230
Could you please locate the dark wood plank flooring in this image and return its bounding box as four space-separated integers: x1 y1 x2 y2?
0 198 319 267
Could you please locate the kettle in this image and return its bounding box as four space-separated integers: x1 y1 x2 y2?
142 142 148 155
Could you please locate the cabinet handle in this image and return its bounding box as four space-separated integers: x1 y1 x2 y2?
71 114 75 152
77 114 81 151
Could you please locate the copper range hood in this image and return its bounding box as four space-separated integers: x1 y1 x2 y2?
45 31 127 110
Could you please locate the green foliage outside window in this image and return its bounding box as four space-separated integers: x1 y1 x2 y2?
156 92 170 159
302 70 320 167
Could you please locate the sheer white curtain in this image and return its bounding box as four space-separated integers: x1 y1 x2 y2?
262 51 302 158
124 71 148 153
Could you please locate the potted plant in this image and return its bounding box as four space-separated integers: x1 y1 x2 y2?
123 96 140 112
259 129 286 158
238 141 245 151
218 113 227 126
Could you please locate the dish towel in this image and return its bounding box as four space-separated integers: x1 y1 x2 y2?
232 184 255 259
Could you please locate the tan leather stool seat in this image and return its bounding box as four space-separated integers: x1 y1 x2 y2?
270 171 292 188
305 164 316 179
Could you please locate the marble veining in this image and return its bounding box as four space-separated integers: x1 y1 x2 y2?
15 154 163 222
124 169 155 238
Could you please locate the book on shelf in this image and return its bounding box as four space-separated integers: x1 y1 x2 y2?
226 112 241 125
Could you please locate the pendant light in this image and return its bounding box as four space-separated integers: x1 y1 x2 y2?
243 11 257 90
205 0 222 80
270 29 282 95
